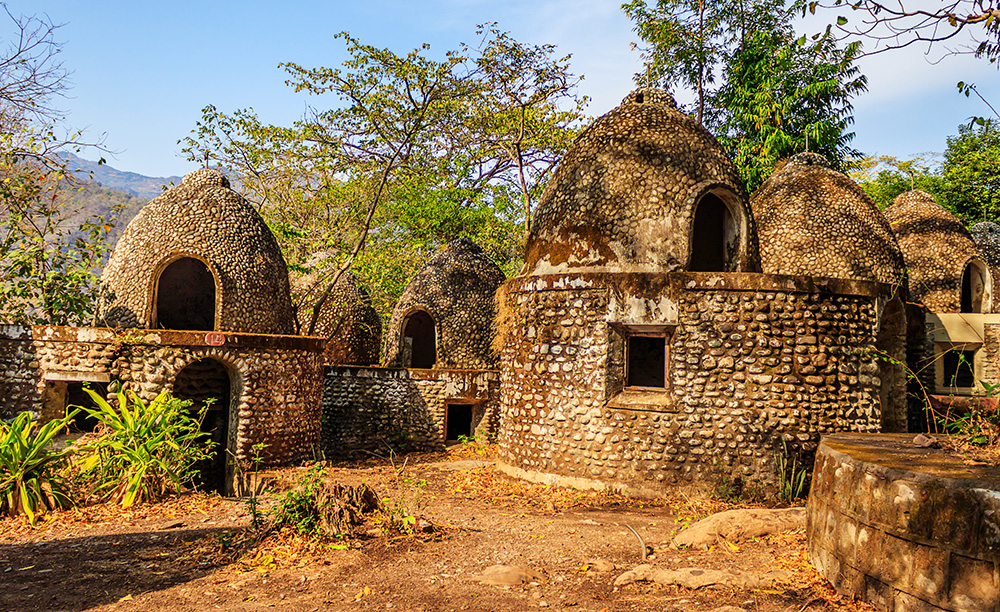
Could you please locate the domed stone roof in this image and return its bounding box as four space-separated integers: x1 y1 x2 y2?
383 238 504 369
523 88 760 276
751 152 905 286
299 271 382 365
884 191 987 312
96 169 294 334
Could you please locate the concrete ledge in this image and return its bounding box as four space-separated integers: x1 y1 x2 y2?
807 433 1000 612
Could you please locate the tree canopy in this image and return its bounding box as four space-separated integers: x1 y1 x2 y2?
0 6 114 326
182 25 588 329
622 0 866 192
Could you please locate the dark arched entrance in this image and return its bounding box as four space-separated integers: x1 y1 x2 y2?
172 358 232 494
156 257 216 330
961 260 988 313
403 309 436 369
690 193 740 272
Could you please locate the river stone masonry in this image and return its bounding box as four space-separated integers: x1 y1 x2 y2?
383 238 504 369
96 168 295 334
299 271 382 365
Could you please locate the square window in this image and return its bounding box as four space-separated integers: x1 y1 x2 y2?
627 335 666 388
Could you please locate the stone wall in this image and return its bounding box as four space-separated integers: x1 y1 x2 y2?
496 272 893 496
0 326 324 468
808 433 1000 612
321 366 500 455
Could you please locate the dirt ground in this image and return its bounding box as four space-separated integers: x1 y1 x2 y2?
0 445 873 612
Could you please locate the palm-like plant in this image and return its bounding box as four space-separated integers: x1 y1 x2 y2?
0 411 77 525
74 388 216 508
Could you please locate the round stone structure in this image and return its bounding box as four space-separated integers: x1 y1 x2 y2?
751 152 909 432
808 433 1000 612
884 191 991 314
383 238 505 370
496 89 893 497
523 88 761 276
751 152 906 286
96 169 295 334
300 271 382 366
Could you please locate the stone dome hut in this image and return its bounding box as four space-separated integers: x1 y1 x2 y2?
496 89 894 496
524 88 761 276
383 238 504 370
884 191 991 314
299 271 382 366
751 152 910 432
751 152 906 285
96 169 295 334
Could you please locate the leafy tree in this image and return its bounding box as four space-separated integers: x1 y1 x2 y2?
623 0 867 191
801 1 1000 64
0 6 114 325
622 0 786 124
182 25 586 328
852 154 947 210
714 27 867 191
941 121 1000 223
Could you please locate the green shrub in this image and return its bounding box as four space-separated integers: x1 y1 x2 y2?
0 411 77 525
73 387 215 508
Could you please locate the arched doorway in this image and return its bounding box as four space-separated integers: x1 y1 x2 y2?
402 309 436 369
172 358 233 494
961 260 989 313
156 257 216 330
690 192 741 272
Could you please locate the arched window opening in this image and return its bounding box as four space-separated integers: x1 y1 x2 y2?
156 257 216 330
690 193 740 272
173 358 232 494
402 309 436 369
961 261 988 313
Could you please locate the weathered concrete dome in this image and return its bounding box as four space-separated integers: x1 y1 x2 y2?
96 169 294 334
751 152 906 286
884 191 990 313
300 271 382 365
383 238 504 369
523 88 760 276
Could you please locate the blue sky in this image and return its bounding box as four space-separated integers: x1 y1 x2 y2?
6 1 999 178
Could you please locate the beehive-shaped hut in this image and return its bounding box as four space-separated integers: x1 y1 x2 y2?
884 191 990 314
752 153 906 285
299 271 382 365
497 89 891 496
96 169 294 334
524 88 760 276
751 152 909 431
383 238 504 370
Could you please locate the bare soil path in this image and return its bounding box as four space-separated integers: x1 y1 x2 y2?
0 447 873 612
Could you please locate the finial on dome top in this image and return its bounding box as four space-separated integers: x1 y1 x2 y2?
622 88 677 108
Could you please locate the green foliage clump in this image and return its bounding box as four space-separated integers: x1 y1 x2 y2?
73 388 215 508
0 411 77 525
181 25 588 325
623 0 866 191
941 121 1000 224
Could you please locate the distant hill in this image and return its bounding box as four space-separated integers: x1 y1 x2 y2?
59 152 183 201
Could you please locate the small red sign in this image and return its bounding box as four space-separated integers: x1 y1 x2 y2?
205 332 226 346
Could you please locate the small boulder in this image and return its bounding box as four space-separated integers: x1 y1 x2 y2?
671 507 805 550
475 565 543 586
614 565 790 589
